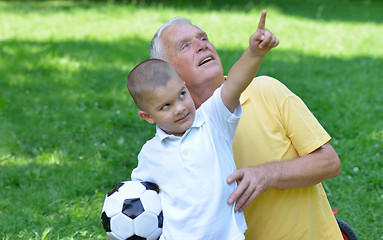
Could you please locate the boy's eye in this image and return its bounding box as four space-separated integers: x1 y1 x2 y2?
160 104 170 111
179 91 186 98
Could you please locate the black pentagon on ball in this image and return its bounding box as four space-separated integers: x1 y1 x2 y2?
122 198 144 219
127 235 146 240
101 211 111 232
107 182 125 197
158 211 163 228
141 181 160 193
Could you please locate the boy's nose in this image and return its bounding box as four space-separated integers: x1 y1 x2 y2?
175 102 186 115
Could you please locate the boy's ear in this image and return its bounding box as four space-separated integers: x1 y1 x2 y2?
138 110 155 124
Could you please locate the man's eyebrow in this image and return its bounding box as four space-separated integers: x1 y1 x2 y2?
196 31 207 38
177 37 189 44
177 30 207 44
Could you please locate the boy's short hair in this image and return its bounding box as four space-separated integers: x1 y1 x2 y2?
127 59 181 110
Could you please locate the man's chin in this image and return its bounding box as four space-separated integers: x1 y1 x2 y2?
198 63 223 78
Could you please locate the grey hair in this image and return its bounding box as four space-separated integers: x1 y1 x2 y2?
149 17 192 60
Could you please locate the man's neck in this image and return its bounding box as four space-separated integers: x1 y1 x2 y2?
191 77 225 109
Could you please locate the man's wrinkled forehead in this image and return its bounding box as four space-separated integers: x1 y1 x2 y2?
163 23 207 44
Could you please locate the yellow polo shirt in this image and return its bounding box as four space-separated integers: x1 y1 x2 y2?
233 76 342 239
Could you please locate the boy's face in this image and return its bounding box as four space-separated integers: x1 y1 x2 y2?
138 75 196 137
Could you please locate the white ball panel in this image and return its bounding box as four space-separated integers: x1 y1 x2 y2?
140 190 162 215
103 192 125 218
106 232 123 240
134 211 158 237
118 181 146 199
110 213 134 239
147 228 162 240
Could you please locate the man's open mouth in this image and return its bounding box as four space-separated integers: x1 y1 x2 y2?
199 57 213 66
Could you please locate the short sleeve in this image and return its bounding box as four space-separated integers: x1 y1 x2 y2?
200 86 242 142
281 94 331 156
130 145 155 183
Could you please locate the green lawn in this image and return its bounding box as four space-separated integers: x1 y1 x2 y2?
1 0 382 239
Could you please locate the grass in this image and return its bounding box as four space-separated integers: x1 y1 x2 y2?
0 0 382 239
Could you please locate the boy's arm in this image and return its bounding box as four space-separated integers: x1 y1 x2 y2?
221 10 279 112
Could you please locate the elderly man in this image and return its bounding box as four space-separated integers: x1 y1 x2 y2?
149 14 342 239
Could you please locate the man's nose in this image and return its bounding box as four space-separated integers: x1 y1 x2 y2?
194 39 208 53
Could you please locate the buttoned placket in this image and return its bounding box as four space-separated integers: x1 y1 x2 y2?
161 127 194 168
179 128 193 167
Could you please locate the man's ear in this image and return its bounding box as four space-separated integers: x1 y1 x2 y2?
138 110 155 124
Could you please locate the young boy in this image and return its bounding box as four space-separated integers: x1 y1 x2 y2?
127 11 278 239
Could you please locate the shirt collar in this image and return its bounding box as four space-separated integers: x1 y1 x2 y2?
155 110 205 142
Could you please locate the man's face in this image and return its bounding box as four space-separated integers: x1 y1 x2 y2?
161 23 224 105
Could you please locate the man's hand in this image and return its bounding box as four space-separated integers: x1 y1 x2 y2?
226 143 341 212
227 164 273 212
250 10 279 56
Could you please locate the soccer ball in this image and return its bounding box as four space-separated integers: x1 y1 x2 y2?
101 181 163 240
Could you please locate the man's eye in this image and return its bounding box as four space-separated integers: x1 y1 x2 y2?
181 43 189 50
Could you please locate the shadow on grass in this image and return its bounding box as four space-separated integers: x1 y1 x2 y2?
2 0 383 24
0 36 155 237
1 34 382 161
0 35 153 160
1 35 382 157
0 160 114 238
1 34 382 238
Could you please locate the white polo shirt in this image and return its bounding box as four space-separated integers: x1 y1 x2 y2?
131 87 246 240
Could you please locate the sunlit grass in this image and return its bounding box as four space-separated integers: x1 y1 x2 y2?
1 0 382 239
